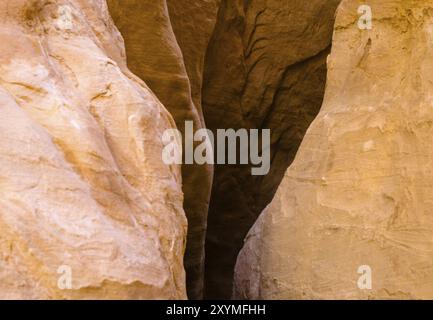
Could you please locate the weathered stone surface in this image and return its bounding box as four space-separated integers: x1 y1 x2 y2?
203 0 341 299
166 0 220 299
0 0 186 299
234 0 433 299
107 0 216 299
167 0 220 119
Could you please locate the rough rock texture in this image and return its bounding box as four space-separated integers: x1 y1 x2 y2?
0 0 186 299
107 0 217 299
167 0 220 120
234 0 433 299
203 0 341 299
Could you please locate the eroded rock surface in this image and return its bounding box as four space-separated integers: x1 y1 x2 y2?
203 0 341 299
107 0 217 299
234 0 433 299
0 0 186 299
167 0 220 119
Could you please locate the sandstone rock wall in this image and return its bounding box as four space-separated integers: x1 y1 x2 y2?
167 0 220 120
0 0 186 299
234 0 433 299
203 0 341 299
107 0 218 299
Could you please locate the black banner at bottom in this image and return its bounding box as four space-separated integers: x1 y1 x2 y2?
0 300 426 318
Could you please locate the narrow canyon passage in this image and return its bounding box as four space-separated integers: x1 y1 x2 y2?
108 0 341 299
202 0 341 299
107 0 342 299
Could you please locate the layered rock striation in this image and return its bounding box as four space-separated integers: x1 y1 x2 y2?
107 0 218 299
203 0 341 299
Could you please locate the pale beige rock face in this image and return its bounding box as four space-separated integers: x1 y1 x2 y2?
234 0 433 299
0 0 187 299
107 0 217 299
203 0 341 299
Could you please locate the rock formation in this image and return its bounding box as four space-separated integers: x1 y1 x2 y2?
234 0 433 299
167 0 220 118
203 0 341 299
7 0 430 301
0 0 186 299
107 0 218 299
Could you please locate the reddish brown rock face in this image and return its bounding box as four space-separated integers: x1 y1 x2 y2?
167 0 220 118
165 0 220 299
202 0 341 299
107 0 218 299
105 0 342 300
104 0 341 299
